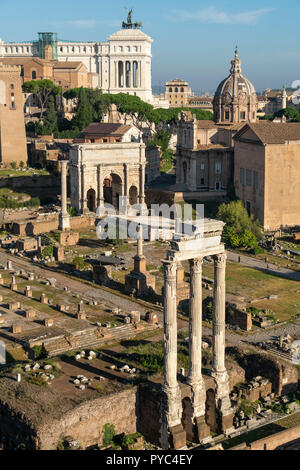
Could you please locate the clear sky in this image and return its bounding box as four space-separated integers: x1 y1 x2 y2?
1 0 299 93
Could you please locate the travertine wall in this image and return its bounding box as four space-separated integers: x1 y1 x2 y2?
36 388 138 450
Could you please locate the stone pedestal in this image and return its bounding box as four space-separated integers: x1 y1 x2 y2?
125 228 156 296
40 294 48 305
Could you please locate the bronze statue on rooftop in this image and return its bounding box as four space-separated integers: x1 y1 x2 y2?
122 8 142 29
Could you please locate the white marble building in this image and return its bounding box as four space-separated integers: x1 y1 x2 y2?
69 142 146 214
0 25 158 104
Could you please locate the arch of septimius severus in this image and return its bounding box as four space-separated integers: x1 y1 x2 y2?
160 219 234 449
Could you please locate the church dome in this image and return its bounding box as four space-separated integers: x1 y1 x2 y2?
213 48 257 125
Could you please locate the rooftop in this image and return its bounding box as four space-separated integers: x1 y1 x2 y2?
235 122 300 144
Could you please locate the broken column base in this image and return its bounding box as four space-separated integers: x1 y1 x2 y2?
195 415 211 442
217 410 234 434
160 385 185 449
169 424 186 450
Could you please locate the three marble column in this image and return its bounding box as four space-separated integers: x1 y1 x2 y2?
161 249 232 449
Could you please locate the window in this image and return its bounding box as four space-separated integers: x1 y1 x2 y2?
246 169 252 187
254 171 259 190
225 111 230 120
200 178 205 185
216 162 221 174
175 87 178 93
32 70 37 79
200 162 205 171
169 87 172 92
240 111 246 120
246 201 251 216
181 87 184 92
10 84 14 90
240 168 245 185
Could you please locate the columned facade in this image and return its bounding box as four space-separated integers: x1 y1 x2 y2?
0 26 154 103
69 143 147 215
160 220 234 449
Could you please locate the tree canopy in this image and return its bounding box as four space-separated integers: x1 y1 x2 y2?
217 200 262 249
23 79 62 119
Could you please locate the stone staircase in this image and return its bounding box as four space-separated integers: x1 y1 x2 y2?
43 324 155 357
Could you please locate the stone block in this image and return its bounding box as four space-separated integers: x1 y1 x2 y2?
195 415 211 442
44 319 54 327
12 324 22 334
145 311 159 325
169 424 186 450
40 294 48 304
77 312 87 320
9 302 21 311
130 311 141 324
53 245 64 262
56 231 79 247
25 309 36 319
25 286 33 297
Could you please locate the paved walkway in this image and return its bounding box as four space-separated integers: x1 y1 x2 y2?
227 251 300 282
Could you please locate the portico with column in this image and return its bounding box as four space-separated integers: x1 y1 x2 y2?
160 219 234 449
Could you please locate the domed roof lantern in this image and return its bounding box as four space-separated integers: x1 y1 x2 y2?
230 46 242 75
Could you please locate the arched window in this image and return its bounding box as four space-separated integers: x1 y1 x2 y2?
181 87 184 92
175 87 178 93
169 87 172 92
32 70 37 80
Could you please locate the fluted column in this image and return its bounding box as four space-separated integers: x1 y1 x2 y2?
160 260 184 449
188 257 203 385
212 252 233 429
186 257 209 442
59 160 70 231
163 261 178 390
212 253 226 374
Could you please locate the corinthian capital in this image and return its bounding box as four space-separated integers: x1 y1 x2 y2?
190 257 203 274
214 253 227 268
163 261 177 281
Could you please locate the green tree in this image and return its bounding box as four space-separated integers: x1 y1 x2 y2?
275 106 300 121
23 79 62 120
42 95 58 135
217 200 262 241
72 87 93 130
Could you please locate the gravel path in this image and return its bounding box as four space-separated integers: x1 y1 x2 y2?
227 251 300 282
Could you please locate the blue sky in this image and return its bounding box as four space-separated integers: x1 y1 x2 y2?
1 0 299 93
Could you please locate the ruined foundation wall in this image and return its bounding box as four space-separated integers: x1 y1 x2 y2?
231 425 300 450
36 387 138 450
